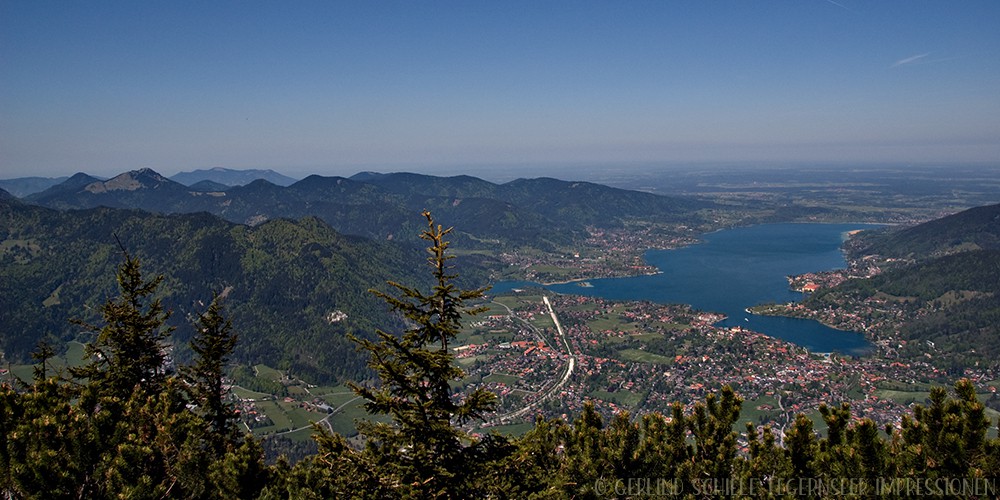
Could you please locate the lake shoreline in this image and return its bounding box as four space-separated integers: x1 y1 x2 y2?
495 222 880 355
747 304 855 333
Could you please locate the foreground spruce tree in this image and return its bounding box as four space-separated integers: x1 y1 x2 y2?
70 248 174 404
278 211 500 499
183 295 240 454
351 210 498 497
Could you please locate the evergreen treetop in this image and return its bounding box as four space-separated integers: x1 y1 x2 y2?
345 210 498 497
71 247 174 403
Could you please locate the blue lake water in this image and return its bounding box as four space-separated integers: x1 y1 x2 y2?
493 223 882 355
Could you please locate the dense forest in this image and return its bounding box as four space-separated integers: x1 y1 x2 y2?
3 213 1000 498
804 202 1000 370
850 202 1000 260
0 197 451 383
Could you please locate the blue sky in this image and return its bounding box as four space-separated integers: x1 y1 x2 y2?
2 1 998 179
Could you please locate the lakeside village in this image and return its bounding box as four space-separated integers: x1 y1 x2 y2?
498 224 701 284
222 226 999 446
450 239 1000 442
451 292 995 441
202 281 999 446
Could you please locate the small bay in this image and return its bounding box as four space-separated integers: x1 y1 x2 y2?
493 223 882 355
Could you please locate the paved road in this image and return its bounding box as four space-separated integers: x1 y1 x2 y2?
273 395 363 436
491 299 552 349
485 295 576 425
544 295 576 391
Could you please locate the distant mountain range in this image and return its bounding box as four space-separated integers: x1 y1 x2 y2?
0 167 297 198
22 168 711 250
169 167 298 187
26 169 194 213
0 176 72 198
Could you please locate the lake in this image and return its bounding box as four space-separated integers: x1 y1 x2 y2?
493 223 882 355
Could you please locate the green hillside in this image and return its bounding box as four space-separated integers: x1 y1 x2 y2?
854 202 1000 259
0 199 434 383
808 201 1000 369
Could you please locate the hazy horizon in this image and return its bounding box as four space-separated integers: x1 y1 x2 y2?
3 1 999 179
8 160 1000 190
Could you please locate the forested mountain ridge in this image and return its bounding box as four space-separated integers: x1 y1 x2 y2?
851 202 1000 260
26 169 191 213
806 249 1000 369
0 198 434 382
802 203 1000 369
25 168 711 250
187 179 231 192
350 171 498 197
355 172 706 224
24 172 102 202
